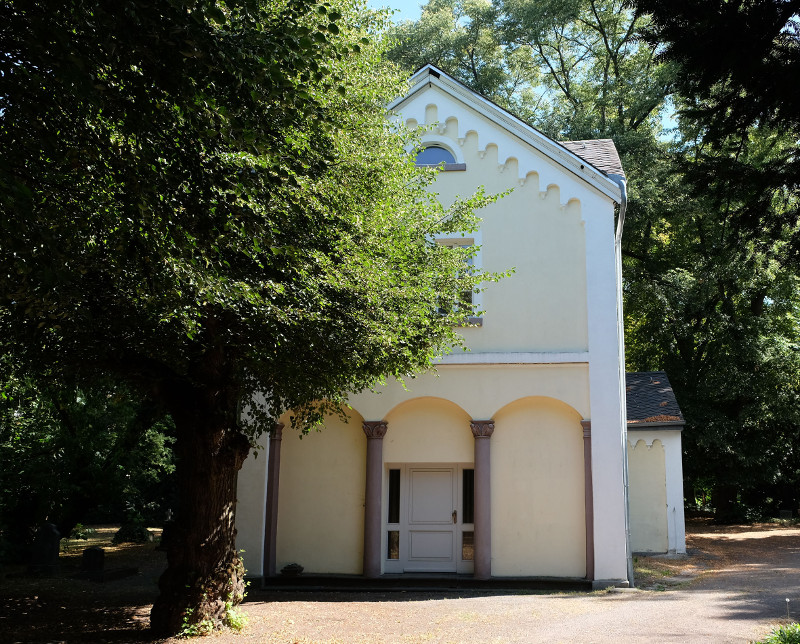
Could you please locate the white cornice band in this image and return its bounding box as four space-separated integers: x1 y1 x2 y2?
435 352 590 365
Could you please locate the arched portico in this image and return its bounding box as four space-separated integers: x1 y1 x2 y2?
261 391 597 581
490 396 589 578
366 397 489 577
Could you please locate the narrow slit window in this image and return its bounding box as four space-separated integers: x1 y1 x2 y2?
388 469 400 524
462 469 474 524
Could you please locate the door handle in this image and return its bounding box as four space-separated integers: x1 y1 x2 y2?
452 510 457 524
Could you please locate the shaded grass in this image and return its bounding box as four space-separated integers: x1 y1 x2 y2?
0 526 166 643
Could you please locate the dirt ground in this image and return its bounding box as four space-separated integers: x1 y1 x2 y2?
1 519 798 643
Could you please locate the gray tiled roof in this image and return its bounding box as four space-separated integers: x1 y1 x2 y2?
626 371 684 425
559 139 625 178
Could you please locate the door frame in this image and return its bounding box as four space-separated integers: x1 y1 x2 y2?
382 463 474 574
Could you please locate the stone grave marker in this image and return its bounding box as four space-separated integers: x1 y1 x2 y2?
28 524 61 576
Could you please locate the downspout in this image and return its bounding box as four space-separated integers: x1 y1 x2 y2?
609 173 634 588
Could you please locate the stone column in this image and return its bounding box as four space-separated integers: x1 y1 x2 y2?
581 419 595 581
263 422 284 578
362 420 388 578
471 420 494 580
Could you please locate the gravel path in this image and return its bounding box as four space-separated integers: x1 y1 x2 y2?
2 521 797 642
198 522 800 644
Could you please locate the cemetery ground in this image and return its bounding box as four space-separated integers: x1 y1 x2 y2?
0 519 798 643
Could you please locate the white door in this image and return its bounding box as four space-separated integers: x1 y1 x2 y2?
405 467 457 572
384 464 474 575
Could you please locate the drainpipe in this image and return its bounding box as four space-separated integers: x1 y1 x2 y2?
609 174 634 588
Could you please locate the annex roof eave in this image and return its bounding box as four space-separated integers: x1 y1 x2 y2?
627 420 685 430
388 64 623 204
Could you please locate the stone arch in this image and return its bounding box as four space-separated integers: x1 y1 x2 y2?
383 396 473 464
491 394 582 423
275 405 367 575
489 395 586 577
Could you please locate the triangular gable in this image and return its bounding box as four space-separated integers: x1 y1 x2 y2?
389 64 623 203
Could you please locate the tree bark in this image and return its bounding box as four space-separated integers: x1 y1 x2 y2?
149 379 251 636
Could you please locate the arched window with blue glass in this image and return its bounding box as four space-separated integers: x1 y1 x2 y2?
414 144 466 171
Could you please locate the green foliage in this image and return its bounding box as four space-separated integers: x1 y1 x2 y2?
0 0 498 633
622 1 800 518
112 522 153 545
635 0 800 138
757 623 800 644
69 523 97 541
0 0 495 435
222 602 249 632
179 607 215 638
623 124 800 520
0 366 175 560
387 0 676 140
387 0 541 119
60 523 99 552
632 0 800 256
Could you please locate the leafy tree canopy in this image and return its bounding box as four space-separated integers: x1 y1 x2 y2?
632 0 800 254
623 125 800 519
1 0 489 428
635 0 800 138
0 363 175 559
0 0 496 634
387 0 676 141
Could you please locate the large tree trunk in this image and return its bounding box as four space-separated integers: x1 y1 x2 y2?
149 380 251 636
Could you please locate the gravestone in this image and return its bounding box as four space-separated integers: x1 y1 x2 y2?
28 524 61 576
81 546 105 577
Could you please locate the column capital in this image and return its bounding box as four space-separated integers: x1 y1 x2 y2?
470 420 495 439
580 419 591 438
270 422 285 440
362 420 388 439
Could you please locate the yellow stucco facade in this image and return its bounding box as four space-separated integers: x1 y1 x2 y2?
236 65 635 585
627 439 668 553
274 411 367 574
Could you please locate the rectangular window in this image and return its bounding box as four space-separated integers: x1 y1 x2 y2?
387 531 400 560
436 240 476 315
462 531 474 561
388 469 400 524
462 468 474 524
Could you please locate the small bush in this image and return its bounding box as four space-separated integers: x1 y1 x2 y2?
112 522 152 544
70 523 96 541
757 623 800 644
223 604 249 632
